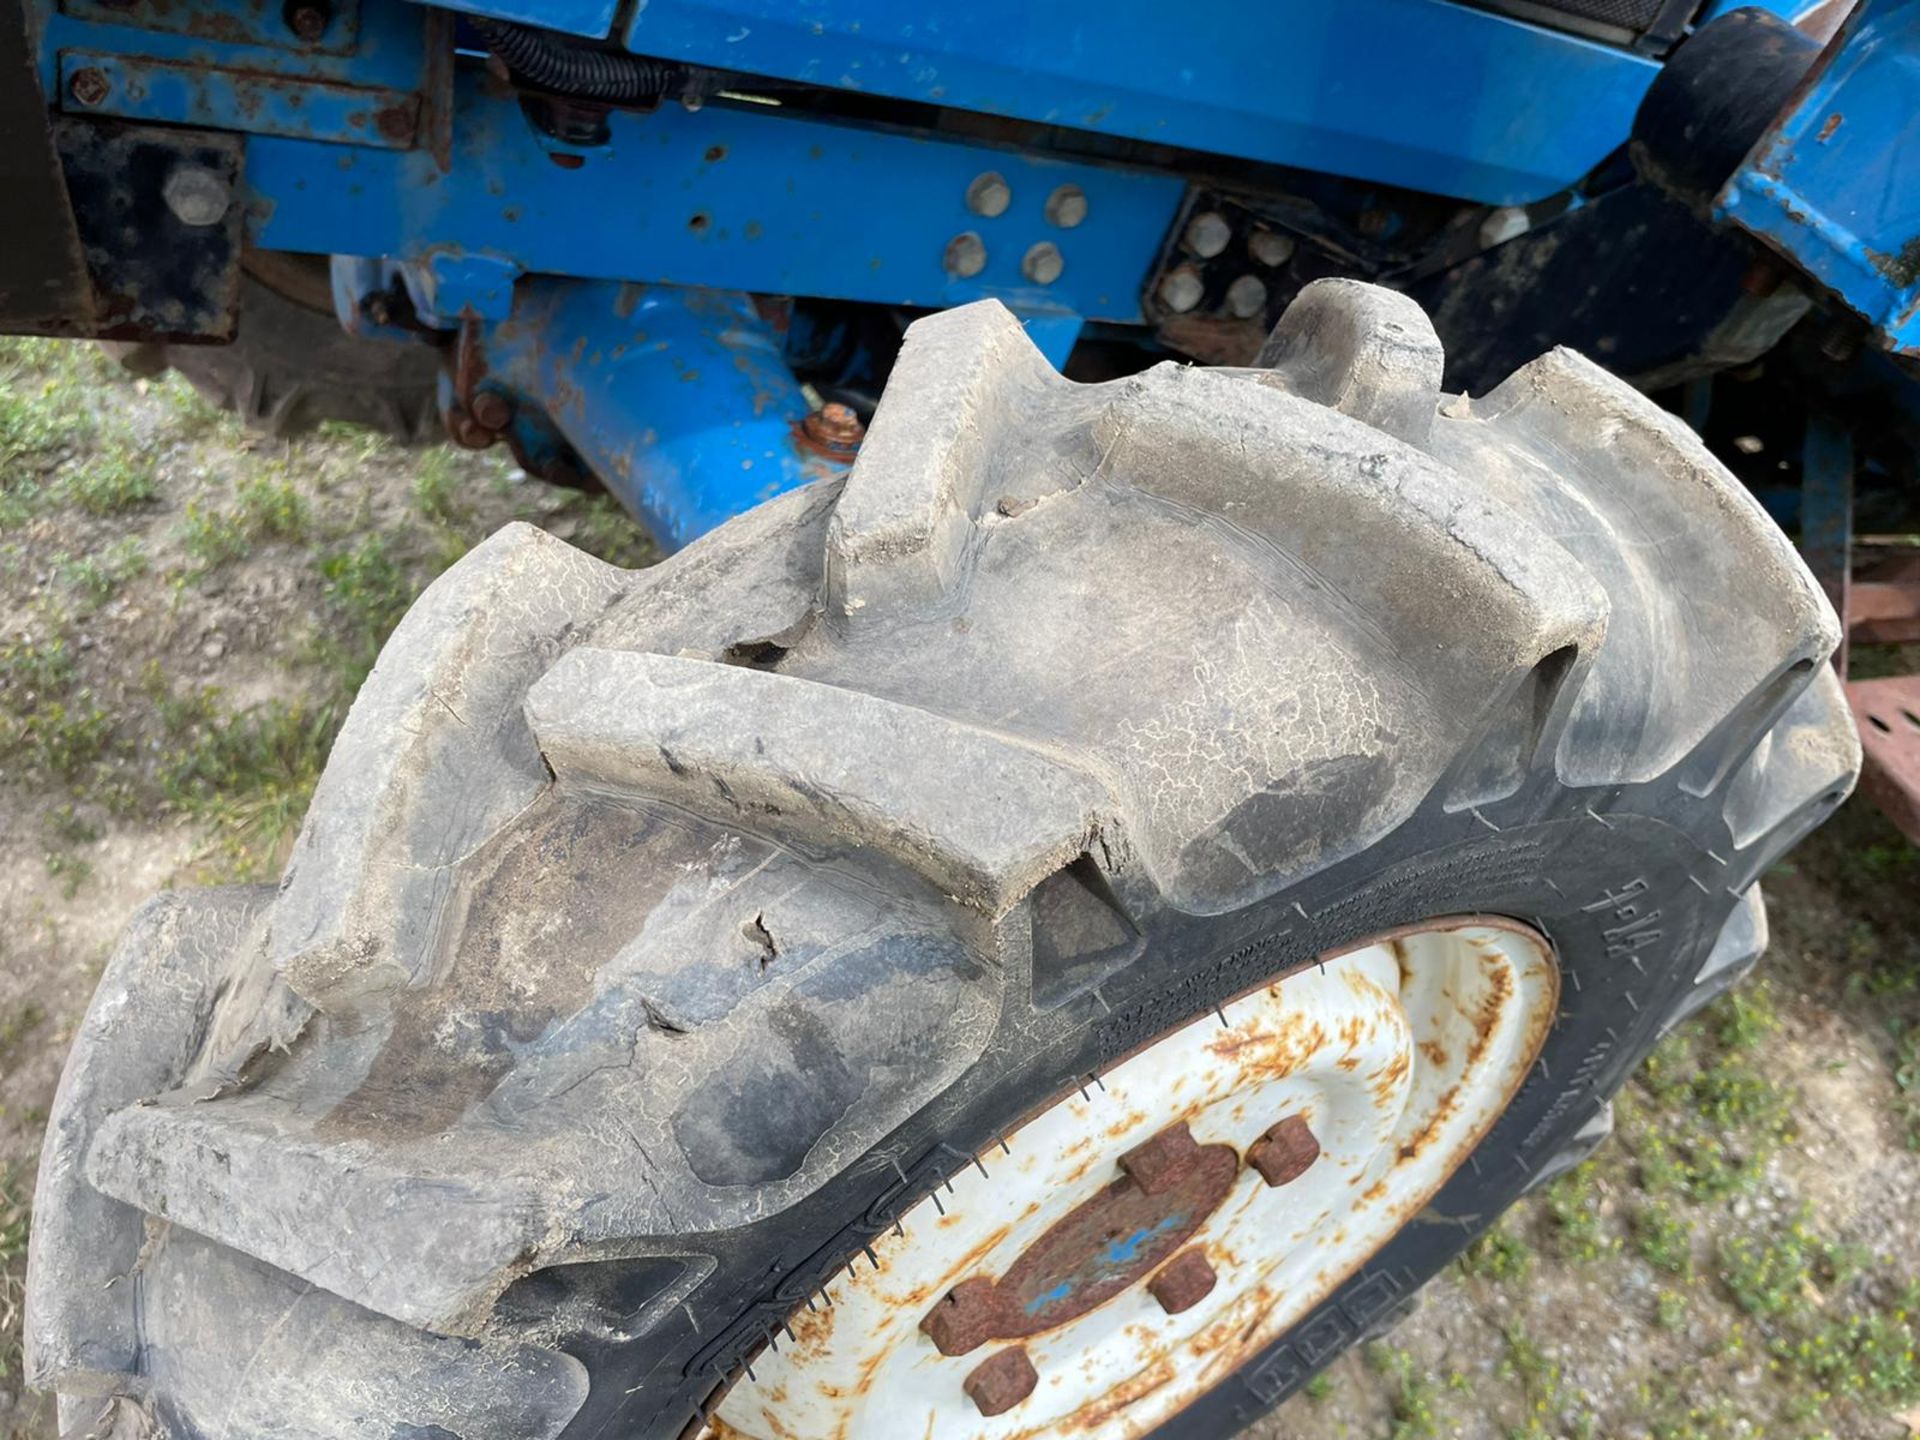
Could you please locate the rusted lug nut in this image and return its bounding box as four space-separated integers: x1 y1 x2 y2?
469 389 514 433
920 1275 1001 1357
802 402 864 450
68 67 111 107
1147 1247 1217 1315
1247 1114 1321 1187
963 1345 1038 1418
1118 1120 1201 1197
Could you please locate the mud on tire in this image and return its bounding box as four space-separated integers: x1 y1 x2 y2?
30 281 1857 1440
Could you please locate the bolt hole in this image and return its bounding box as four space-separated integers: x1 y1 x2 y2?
704 144 726 163
688 212 711 232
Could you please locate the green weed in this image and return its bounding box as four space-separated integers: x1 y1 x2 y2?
1459 1220 1535 1282
159 696 337 877
1542 1161 1616 1262
1632 1200 1694 1276
63 450 158 516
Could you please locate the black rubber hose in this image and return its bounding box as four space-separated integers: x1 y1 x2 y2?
472 18 678 104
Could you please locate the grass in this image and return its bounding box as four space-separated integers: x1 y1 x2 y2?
180 473 311 571
0 1163 30 1384
158 695 338 879
1459 1219 1534 1281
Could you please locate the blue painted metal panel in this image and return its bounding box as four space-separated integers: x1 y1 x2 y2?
1718 0 1920 355
58 49 423 147
428 0 618 40
487 282 842 548
247 74 1184 320
615 0 1658 205
1697 0 1816 21
37 0 432 148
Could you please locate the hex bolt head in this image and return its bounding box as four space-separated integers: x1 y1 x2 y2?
920 1275 1002 1357
1224 274 1268 319
1119 1120 1202 1196
1184 210 1232 259
1247 1114 1321 1187
1157 265 1205 314
68 67 111 107
1022 242 1064 286
161 166 233 228
944 231 988 279
1147 1247 1218 1315
469 389 514 432
802 401 865 450
965 171 1012 218
1247 229 1296 268
963 1346 1038 1417
284 0 331 41
1044 184 1088 229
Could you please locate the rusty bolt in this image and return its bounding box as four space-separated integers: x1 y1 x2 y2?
1247 1114 1320 1187
802 402 864 450
1022 242 1064 286
469 390 514 432
68 68 111 108
920 1275 1002 1357
965 171 1012 218
284 0 331 41
1184 210 1232 259
1118 1120 1202 1197
963 1346 1038 1417
944 231 988 279
1044 184 1088 229
445 404 499 451
1147 1247 1217 1315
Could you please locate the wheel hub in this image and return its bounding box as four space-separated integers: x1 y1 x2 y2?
708 918 1557 1440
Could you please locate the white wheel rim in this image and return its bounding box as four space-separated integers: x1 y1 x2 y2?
710 919 1557 1439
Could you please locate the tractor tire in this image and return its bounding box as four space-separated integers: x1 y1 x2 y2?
28 281 1857 1440
108 253 443 443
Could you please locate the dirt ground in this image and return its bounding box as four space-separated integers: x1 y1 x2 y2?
1 337 1916 1440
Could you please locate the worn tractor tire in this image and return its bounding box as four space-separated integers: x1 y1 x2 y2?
29 281 1857 1440
108 253 443 443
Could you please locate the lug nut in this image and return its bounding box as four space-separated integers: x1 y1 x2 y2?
1044 184 1088 229
1248 229 1295 268
1157 265 1204 314
68 67 111 107
1022 242 1064 286
1224 274 1268 319
920 1275 1001 1357
1184 210 1232 259
1119 1120 1201 1196
1247 1114 1320 1187
161 166 232 228
965 171 1011 218
963 1346 1037 1417
1147 1247 1217 1315
944 231 987 279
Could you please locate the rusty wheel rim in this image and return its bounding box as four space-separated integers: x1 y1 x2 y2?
708 918 1557 1439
